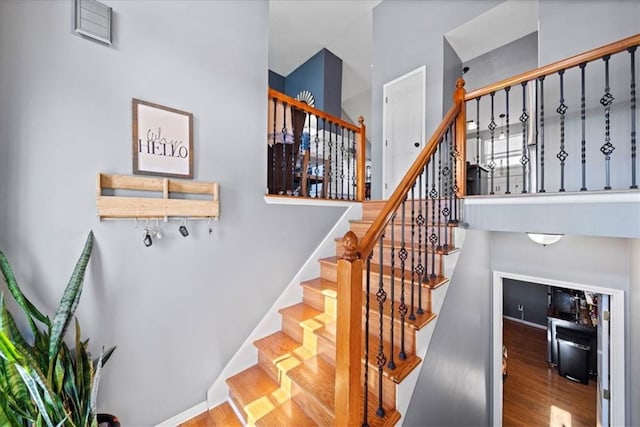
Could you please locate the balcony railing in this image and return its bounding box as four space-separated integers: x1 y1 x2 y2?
266 89 367 201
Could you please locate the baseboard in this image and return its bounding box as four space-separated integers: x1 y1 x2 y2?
503 315 547 330
155 400 208 427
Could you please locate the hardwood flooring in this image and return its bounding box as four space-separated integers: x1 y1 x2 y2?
503 318 597 427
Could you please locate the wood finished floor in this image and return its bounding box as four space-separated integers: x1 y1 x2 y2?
503 318 597 427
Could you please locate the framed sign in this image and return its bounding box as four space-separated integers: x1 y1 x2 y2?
132 98 193 178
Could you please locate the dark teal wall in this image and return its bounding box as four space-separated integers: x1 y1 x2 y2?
268 70 285 92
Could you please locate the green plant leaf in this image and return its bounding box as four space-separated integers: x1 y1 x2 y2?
14 364 55 427
0 252 51 333
48 232 93 378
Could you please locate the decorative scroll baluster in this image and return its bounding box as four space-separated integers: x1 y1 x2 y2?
538 76 546 192
429 156 438 279
420 164 428 308
631 46 638 189
520 82 530 193
600 55 616 190
398 198 408 361
351 129 357 200
504 86 511 194
442 129 450 251
388 213 396 370
376 236 386 418
271 98 277 194
362 256 371 427
340 126 346 199
488 92 497 194
437 145 443 253
346 128 351 200
556 70 569 192
314 115 321 198
451 123 460 223
580 63 588 191
408 187 416 322
415 171 425 316
327 123 333 198
281 102 289 194
334 123 339 198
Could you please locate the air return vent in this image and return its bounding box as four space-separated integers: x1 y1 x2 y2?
73 0 112 45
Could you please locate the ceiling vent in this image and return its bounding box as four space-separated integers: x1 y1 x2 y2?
73 0 112 45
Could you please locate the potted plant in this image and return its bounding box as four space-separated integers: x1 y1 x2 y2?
0 231 116 427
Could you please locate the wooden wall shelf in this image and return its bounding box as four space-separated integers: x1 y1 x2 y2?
96 173 219 221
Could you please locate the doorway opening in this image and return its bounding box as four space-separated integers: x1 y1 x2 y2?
492 271 625 426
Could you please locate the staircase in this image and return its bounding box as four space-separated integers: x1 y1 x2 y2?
181 200 460 426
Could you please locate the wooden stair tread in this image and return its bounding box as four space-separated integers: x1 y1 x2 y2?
300 277 338 298
255 399 317 427
254 331 304 363
287 356 336 414
280 302 334 332
363 333 422 384
226 365 279 405
320 256 448 288
179 401 242 427
336 236 460 255
362 393 402 427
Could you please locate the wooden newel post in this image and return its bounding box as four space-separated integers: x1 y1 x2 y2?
454 78 467 197
356 116 367 202
335 231 364 426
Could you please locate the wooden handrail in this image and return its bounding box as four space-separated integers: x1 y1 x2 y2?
268 88 361 133
465 33 640 100
357 100 461 259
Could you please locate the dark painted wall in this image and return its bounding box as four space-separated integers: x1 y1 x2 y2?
322 48 343 118
502 278 549 326
268 70 285 92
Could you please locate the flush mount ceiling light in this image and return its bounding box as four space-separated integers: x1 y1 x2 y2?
467 120 477 130
527 233 564 246
499 113 506 140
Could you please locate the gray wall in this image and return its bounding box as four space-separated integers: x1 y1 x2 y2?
404 230 492 427
502 278 548 326
0 2 345 425
631 239 640 427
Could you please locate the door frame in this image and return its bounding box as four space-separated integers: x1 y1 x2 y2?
492 270 625 426
381 65 426 199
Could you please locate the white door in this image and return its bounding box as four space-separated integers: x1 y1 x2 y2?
382 66 425 199
597 294 610 427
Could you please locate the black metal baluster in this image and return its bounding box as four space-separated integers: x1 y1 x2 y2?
556 70 569 192
388 213 396 370
437 144 443 254
346 128 351 200
451 122 460 223
271 97 277 194
520 82 530 193
421 164 428 308
398 198 408 361
376 237 386 418
631 46 638 189
362 256 371 427
488 92 497 194
429 153 438 279
281 102 289 195
601 55 616 190
321 118 327 198
538 76 546 193
351 129 357 200
314 115 321 198
475 97 481 164
580 63 588 191
409 187 416 321
340 126 346 199
334 123 339 198
505 87 511 194
415 171 425 316
327 123 333 198
442 129 450 251
291 107 298 195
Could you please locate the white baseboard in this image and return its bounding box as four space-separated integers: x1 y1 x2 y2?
155 401 208 427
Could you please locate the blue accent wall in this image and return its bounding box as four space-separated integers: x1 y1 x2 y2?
281 48 342 117
268 70 285 92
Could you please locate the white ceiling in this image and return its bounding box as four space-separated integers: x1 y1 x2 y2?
268 0 380 121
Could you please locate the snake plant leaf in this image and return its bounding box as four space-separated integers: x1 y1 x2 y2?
14 364 55 427
0 329 23 363
0 251 50 333
48 232 93 376
0 401 23 427
90 350 103 422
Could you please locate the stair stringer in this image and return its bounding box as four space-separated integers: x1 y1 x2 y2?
395 228 466 424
